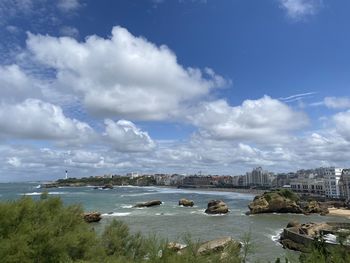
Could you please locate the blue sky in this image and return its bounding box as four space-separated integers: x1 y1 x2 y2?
0 0 350 182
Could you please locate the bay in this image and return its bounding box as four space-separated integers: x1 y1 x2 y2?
0 182 348 262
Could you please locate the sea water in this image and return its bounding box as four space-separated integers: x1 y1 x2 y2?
0 182 348 262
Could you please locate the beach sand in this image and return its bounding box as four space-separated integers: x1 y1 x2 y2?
328 207 350 219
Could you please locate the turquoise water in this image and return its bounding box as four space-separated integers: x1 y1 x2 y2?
1 182 349 262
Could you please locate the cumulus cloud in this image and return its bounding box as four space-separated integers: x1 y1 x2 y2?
104 119 156 152
0 99 93 141
26 26 227 120
324 97 350 110
278 0 322 20
189 96 308 142
333 110 350 141
0 64 42 102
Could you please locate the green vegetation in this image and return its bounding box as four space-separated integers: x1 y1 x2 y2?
1 195 350 263
264 189 300 203
299 234 350 263
0 195 241 263
50 175 156 188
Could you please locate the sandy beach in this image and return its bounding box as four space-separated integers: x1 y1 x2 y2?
328 207 350 219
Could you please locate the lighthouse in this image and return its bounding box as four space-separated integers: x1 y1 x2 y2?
65 170 68 179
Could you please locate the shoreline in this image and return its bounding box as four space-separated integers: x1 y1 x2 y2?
328 207 350 219
157 185 264 195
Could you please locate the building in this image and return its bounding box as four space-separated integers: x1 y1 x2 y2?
324 167 343 198
290 178 325 195
245 167 272 187
339 169 350 200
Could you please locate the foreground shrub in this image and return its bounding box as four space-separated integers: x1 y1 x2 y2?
0 195 98 262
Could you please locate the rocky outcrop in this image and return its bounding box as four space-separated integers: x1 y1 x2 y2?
176 236 241 256
83 212 102 223
248 189 329 215
134 200 162 208
179 198 194 207
299 200 329 215
286 220 300 228
280 222 334 252
248 190 303 214
205 200 229 214
197 236 240 255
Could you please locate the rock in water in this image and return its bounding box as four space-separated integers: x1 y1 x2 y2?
179 198 194 207
248 189 329 215
102 184 113 189
248 189 303 214
134 200 162 208
205 200 229 214
83 212 102 223
300 200 329 215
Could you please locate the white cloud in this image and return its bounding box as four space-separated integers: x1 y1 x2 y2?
57 0 80 12
7 157 21 167
324 97 350 110
104 119 156 152
189 96 308 142
0 99 93 141
59 26 80 38
278 0 322 20
0 64 42 102
26 26 227 120
333 110 350 141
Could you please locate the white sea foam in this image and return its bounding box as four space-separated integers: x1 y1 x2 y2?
153 187 254 200
21 191 66 196
269 229 283 244
122 192 154 197
102 212 131 217
121 205 133 209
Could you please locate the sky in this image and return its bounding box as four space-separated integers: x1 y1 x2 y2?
1 0 350 182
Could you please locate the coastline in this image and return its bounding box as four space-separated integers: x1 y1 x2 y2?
156 185 264 195
328 207 350 219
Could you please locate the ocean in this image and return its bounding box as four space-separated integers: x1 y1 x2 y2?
0 182 348 262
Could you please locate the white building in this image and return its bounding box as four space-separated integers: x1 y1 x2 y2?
290 178 325 195
324 167 343 198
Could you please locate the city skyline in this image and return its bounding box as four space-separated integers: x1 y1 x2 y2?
1 0 350 181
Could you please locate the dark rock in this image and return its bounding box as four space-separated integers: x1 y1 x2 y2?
286 220 300 228
83 212 102 223
205 200 229 214
134 200 162 208
102 184 113 189
179 198 194 207
280 239 310 253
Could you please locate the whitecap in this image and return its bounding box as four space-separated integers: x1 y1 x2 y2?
102 212 131 217
21 191 66 196
121 205 133 209
269 229 283 244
